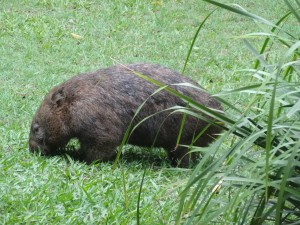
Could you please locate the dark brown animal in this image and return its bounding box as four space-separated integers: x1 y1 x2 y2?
29 63 222 167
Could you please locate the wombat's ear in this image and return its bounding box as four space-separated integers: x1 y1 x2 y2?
51 87 65 107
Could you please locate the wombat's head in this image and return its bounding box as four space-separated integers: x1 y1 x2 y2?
29 87 70 155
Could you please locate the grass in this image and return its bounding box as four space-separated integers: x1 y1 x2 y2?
0 0 296 224
1 152 185 224
174 1 299 224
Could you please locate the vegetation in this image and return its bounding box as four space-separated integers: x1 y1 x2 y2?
172 0 300 224
0 0 298 224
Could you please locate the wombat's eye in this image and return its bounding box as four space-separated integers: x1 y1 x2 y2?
32 123 40 133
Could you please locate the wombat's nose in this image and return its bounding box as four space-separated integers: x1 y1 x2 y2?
29 139 39 153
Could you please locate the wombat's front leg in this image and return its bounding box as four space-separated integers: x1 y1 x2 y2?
76 141 118 164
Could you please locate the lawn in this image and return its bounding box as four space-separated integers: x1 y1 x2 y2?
0 0 296 224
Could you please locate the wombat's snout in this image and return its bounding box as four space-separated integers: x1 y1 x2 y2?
29 139 40 153
29 138 49 155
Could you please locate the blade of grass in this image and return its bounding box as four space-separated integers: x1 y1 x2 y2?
182 9 216 74
176 103 188 147
203 0 277 27
137 168 147 225
275 141 300 224
284 0 300 22
254 11 293 70
121 167 129 210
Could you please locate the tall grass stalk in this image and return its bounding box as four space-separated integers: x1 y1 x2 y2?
174 0 300 224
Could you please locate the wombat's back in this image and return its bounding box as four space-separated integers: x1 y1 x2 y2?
64 63 221 118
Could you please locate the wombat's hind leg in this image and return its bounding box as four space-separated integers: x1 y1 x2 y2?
167 146 197 168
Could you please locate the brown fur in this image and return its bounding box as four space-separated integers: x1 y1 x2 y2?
29 63 222 167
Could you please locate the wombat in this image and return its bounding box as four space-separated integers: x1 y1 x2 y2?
29 63 222 167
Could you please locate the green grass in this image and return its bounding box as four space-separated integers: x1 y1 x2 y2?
0 0 295 224
1 152 186 224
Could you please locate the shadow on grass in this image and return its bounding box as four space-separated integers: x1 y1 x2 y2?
120 145 170 168
39 144 172 168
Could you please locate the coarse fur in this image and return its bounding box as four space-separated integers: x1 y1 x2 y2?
29 63 222 167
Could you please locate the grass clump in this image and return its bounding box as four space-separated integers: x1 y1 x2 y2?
174 0 300 224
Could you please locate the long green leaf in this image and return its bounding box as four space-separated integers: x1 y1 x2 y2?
182 9 216 74
203 0 277 27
